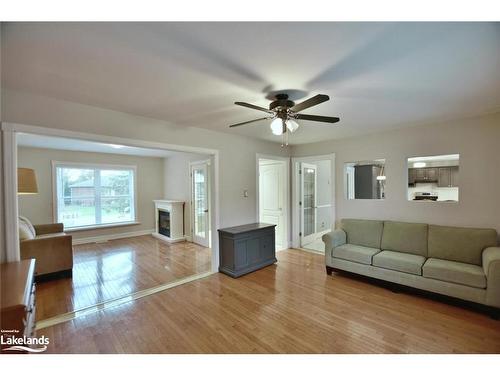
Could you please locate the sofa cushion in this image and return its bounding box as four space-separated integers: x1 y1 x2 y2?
373 250 426 275
340 219 384 249
332 244 380 265
381 221 428 257
423 258 486 289
428 225 497 266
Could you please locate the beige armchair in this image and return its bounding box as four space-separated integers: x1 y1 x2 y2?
19 218 73 280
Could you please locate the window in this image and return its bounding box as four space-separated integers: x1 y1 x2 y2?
53 162 136 229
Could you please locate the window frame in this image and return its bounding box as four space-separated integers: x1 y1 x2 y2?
51 161 138 230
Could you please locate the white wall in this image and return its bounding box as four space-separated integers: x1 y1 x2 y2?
2 89 288 235
17 146 164 241
163 152 209 240
292 111 500 235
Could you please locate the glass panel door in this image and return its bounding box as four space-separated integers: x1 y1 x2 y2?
301 163 317 246
191 162 210 247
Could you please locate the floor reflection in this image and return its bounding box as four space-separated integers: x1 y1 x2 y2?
35 235 211 320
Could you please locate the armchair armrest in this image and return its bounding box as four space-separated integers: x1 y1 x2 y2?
483 246 500 308
34 223 64 236
20 234 73 276
322 229 347 253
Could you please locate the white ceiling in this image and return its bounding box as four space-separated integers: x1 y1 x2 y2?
17 133 197 158
2 22 500 145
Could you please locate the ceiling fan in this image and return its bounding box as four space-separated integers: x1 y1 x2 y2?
229 93 340 146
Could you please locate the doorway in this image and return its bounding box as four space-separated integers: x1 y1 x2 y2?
257 155 289 251
190 160 211 248
292 154 335 253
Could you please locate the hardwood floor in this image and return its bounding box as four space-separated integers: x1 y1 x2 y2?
37 249 500 353
36 235 211 320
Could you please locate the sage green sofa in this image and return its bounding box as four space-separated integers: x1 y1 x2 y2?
323 219 500 309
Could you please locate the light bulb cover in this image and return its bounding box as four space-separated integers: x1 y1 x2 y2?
413 162 426 168
270 118 284 135
285 119 299 133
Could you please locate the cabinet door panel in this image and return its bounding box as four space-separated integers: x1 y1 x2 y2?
451 166 459 187
260 234 275 260
416 168 426 180
246 238 261 265
438 168 451 187
234 240 248 269
427 168 438 181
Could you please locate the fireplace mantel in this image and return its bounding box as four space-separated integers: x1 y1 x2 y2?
152 200 185 243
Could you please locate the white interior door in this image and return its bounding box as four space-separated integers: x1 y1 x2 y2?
191 162 210 247
300 163 317 246
259 161 286 250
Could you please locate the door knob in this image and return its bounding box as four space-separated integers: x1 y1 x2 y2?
204 209 209 213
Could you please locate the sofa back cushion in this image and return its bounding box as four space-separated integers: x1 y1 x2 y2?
381 221 428 257
428 225 497 265
340 219 384 249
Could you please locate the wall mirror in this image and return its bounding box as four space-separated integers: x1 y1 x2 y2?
345 159 386 200
407 154 459 202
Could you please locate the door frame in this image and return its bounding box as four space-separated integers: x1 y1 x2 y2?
256 153 290 251
291 153 336 249
1 122 220 272
189 159 211 248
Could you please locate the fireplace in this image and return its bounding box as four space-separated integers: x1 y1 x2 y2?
153 200 185 243
158 209 171 237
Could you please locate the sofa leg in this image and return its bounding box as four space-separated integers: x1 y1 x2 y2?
326 266 334 276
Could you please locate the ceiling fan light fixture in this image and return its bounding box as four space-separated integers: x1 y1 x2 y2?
270 118 284 135
285 119 299 133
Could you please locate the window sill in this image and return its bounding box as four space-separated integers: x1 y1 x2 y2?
65 221 141 232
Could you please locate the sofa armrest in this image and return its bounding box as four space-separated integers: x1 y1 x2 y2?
483 247 500 308
483 247 500 276
322 229 347 253
20 234 73 276
34 223 64 236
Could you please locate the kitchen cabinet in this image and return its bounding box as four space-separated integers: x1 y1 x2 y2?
408 168 416 185
409 168 438 184
438 166 459 187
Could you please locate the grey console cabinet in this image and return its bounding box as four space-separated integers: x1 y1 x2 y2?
218 223 277 278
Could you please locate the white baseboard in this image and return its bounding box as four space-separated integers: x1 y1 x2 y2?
151 232 186 243
72 229 155 245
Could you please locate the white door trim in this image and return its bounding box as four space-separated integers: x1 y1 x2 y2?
291 153 336 249
2 128 20 262
189 159 211 247
1 122 220 272
256 153 290 250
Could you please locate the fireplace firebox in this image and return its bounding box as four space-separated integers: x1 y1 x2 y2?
158 209 171 237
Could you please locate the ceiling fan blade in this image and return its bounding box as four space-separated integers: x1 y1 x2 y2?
295 114 340 123
235 101 273 114
229 117 270 128
291 94 330 113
